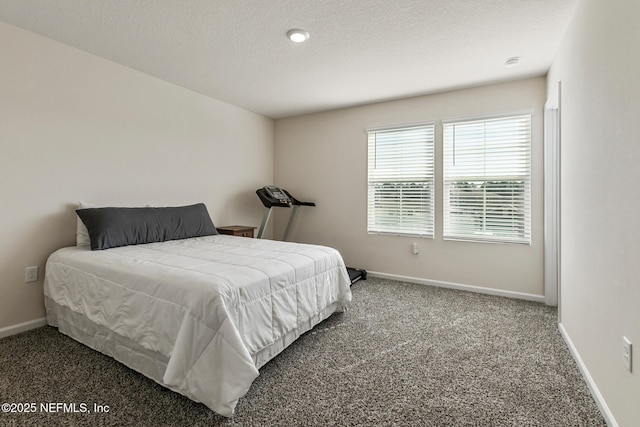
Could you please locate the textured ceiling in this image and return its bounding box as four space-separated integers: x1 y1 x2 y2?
0 0 578 118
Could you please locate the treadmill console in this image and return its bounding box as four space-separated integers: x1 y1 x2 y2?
263 186 292 205
257 186 310 208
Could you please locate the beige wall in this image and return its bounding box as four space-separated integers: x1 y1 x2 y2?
547 0 640 424
0 23 273 330
275 77 546 298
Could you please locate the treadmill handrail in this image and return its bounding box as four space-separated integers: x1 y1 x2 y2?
283 189 316 207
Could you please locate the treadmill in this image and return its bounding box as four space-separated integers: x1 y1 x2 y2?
256 186 315 241
256 186 366 285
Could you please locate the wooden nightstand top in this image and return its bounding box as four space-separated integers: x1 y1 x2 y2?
216 225 256 238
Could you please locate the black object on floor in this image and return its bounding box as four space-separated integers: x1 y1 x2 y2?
346 267 367 285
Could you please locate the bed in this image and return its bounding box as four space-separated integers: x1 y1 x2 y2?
43 203 352 417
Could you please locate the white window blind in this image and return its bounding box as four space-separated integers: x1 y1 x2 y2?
443 114 531 244
367 123 434 237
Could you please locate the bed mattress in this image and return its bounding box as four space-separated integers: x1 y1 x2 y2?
44 235 352 416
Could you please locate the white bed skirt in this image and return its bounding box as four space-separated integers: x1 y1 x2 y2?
45 295 344 411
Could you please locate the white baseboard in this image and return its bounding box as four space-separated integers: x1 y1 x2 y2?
367 271 545 303
0 318 47 339
558 323 617 427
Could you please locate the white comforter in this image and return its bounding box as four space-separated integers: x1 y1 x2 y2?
44 235 352 416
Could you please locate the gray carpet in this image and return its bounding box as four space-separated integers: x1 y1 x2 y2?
0 277 606 426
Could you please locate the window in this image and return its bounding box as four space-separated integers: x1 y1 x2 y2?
367 123 435 237
443 114 531 244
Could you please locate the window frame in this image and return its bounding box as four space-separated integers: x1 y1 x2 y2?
366 121 435 238
442 112 532 245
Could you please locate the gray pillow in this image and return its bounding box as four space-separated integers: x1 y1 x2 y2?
76 203 218 250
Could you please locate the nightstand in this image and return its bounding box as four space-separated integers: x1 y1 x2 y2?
216 225 256 238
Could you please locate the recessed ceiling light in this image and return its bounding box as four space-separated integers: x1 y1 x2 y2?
504 56 521 67
286 29 310 43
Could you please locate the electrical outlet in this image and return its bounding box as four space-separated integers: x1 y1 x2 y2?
25 266 38 283
412 243 420 254
623 336 632 372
